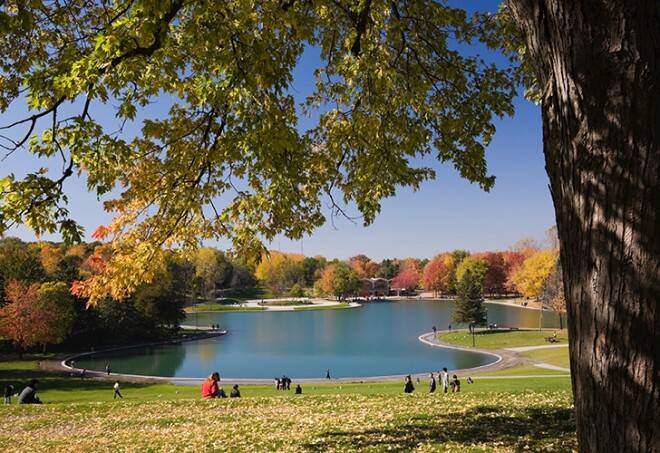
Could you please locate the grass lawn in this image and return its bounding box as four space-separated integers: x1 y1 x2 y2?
0 391 576 452
521 347 571 369
440 329 569 349
474 365 568 377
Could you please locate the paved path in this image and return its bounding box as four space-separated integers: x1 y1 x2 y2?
506 344 568 352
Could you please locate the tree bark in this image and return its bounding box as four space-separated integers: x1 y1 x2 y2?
506 1 659 452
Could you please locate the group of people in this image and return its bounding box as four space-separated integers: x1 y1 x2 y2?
201 371 240 399
275 375 292 390
405 368 469 394
4 380 42 404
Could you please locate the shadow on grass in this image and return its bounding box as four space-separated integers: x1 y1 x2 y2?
0 366 156 396
302 404 576 452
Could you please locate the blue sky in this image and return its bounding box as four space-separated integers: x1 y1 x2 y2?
2 2 555 262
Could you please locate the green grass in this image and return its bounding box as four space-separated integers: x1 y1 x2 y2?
216 287 275 300
440 329 569 349
521 347 570 369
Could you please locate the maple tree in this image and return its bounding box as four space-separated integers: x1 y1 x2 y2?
0 280 57 356
511 249 557 300
348 255 380 279
389 268 420 295
479 252 508 296
421 253 456 297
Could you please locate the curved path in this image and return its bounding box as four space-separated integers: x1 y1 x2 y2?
45 334 569 387
419 331 571 376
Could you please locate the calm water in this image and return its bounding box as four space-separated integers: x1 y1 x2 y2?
76 300 560 379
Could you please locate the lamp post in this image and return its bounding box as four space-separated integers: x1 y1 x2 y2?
471 323 475 347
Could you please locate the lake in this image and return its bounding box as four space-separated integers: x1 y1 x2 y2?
75 300 560 379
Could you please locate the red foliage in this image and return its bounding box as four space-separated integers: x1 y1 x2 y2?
390 268 420 291
0 280 56 354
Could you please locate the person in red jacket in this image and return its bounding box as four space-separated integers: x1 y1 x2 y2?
201 372 226 398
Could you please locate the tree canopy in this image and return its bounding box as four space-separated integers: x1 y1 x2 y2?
0 0 520 303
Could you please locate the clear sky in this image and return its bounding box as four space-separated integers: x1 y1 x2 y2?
2 2 555 262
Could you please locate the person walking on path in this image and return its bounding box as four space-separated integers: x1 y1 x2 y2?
113 381 123 399
326 369 331 380
441 368 449 393
105 364 111 375
428 373 436 393
4 384 14 404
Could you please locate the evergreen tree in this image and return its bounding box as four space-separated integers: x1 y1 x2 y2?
452 270 486 333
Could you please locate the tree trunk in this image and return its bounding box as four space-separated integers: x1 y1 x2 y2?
507 1 659 452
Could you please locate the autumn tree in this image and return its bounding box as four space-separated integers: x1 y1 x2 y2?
422 253 456 297
0 280 57 357
479 252 508 296
389 268 420 296
316 262 359 301
455 256 489 292
1 1 657 449
348 255 380 279
512 250 558 300
452 270 486 333
39 243 64 276
401 257 425 275
255 251 304 297
502 250 533 295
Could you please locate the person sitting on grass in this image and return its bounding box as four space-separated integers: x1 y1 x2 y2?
18 379 42 404
230 384 241 398
201 372 226 398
